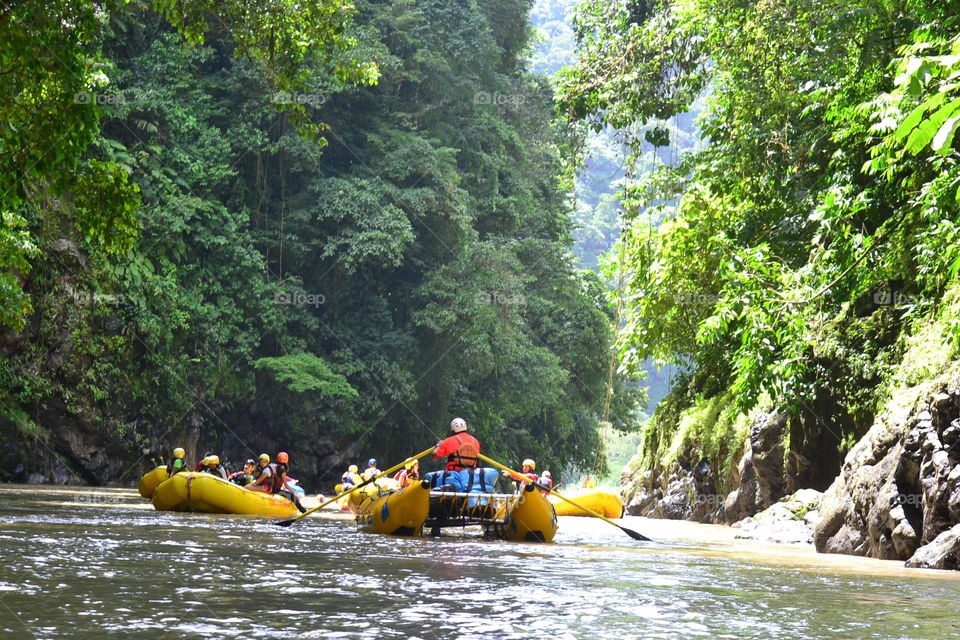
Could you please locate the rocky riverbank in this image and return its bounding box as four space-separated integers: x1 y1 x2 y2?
621 364 960 570
814 371 960 570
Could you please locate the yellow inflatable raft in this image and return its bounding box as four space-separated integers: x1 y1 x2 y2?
151 472 299 517
355 481 558 543
138 466 169 499
548 488 623 518
355 480 431 536
501 485 559 542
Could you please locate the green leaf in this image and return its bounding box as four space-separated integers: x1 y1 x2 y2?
932 115 960 154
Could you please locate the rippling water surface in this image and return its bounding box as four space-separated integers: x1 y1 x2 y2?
1 485 959 639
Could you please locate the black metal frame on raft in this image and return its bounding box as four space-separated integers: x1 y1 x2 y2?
424 490 519 538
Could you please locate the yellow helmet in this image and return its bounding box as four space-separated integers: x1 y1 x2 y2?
207 455 220 466
522 458 536 471
258 453 270 464
405 459 419 470
202 455 213 466
173 447 185 459
348 464 358 473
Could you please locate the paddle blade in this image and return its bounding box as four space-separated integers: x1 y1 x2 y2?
274 518 296 527
620 526 651 541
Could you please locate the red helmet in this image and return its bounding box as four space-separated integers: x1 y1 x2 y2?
277 451 289 464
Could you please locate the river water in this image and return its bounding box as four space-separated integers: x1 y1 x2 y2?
1 485 959 639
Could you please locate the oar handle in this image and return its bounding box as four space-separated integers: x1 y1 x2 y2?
276 446 436 526
476 453 651 542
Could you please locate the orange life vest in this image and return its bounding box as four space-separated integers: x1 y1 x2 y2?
447 433 479 470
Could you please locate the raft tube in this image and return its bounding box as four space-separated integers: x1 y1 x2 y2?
138 466 169 499
549 488 624 518
336 477 400 513
502 484 559 542
355 479 431 536
152 472 299 517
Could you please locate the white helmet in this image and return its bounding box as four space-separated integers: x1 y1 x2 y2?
450 417 467 433
542 471 551 478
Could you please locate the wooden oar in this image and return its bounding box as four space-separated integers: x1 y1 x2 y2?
477 453 651 542
274 447 435 527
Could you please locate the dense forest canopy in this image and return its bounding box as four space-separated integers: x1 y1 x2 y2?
0 0 643 486
561 0 960 480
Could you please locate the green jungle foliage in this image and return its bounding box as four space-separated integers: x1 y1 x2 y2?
562 0 960 473
0 0 643 485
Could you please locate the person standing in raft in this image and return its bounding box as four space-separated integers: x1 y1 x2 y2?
433 417 480 471
394 459 420 488
503 458 538 493
166 448 188 475
228 459 256 486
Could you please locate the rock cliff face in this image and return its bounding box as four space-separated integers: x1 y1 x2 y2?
622 406 843 525
621 362 960 569
814 373 960 564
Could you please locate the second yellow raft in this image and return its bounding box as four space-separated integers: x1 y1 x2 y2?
151 472 299 517
548 488 623 518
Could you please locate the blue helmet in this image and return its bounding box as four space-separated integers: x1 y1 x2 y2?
367 458 377 466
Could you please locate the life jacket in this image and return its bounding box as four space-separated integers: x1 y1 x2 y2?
393 468 419 488
166 458 186 476
539 476 553 495
268 463 286 494
228 471 251 486
514 472 538 493
446 433 479 470
201 465 227 480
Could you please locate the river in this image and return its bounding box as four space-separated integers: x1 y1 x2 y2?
1 485 959 639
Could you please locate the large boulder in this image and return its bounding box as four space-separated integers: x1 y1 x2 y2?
814 377 960 562
906 524 960 570
733 489 823 545
723 411 788 523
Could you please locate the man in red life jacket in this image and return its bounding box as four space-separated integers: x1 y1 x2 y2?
432 417 480 471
